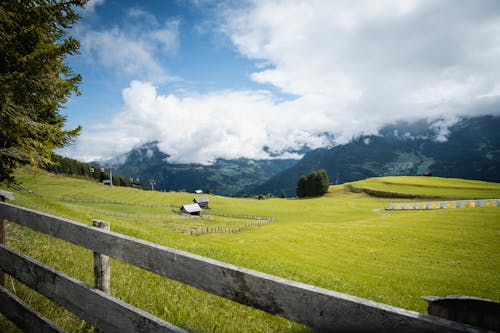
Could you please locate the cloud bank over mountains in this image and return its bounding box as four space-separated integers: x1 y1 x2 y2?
68 0 500 164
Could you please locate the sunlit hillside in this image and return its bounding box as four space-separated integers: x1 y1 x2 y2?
1 169 499 332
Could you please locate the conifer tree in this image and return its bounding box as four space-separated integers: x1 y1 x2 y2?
0 0 86 182
306 171 319 196
296 169 330 197
317 169 330 195
296 175 307 197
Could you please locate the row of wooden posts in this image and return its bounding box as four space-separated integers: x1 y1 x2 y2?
386 198 500 210
180 218 276 236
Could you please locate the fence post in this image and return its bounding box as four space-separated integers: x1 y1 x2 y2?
0 217 4 287
0 195 5 286
93 220 110 294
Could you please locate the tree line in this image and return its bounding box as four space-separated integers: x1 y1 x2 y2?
46 154 134 188
296 169 330 197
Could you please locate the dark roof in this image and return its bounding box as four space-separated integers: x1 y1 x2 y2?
193 197 209 203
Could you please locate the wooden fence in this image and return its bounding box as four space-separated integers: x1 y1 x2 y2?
386 198 500 210
0 202 478 332
177 218 276 236
60 197 179 208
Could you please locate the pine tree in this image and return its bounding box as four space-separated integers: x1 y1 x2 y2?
317 169 330 195
296 176 307 197
296 169 330 197
306 171 319 196
0 0 86 182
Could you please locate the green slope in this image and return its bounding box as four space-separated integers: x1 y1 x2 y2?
1 169 499 332
345 176 500 199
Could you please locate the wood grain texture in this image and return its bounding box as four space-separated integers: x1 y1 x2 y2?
93 220 111 294
0 244 186 333
0 202 476 332
0 285 66 333
0 218 4 286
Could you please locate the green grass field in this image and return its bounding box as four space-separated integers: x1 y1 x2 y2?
1 169 499 332
346 176 500 198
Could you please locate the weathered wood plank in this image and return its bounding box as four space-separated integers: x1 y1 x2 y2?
0 244 186 333
0 218 4 286
0 285 66 333
93 220 110 294
0 202 475 332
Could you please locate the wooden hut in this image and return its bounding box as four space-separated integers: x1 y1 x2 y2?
181 203 202 216
193 196 209 209
0 190 15 202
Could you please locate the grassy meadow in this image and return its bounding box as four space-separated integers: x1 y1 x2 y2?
1 169 499 332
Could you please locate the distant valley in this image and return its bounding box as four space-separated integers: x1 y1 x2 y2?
100 116 500 196
253 115 500 196
99 142 297 196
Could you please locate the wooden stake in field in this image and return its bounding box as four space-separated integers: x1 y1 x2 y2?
0 194 6 286
0 216 4 287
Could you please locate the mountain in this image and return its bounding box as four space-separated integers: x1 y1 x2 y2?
98 116 500 197
99 142 297 196
250 116 500 196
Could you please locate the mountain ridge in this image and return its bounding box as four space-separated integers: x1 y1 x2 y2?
97 115 500 197
250 115 500 196
100 142 298 195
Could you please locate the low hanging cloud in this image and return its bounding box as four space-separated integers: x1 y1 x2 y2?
72 81 333 164
69 0 500 164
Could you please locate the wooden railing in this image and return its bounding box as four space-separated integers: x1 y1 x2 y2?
0 202 477 332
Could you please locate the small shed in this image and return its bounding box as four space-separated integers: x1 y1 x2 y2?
0 190 15 202
193 196 209 209
195 189 203 194
181 203 202 216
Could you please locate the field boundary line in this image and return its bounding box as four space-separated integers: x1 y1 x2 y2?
60 197 178 208
386 198 500 210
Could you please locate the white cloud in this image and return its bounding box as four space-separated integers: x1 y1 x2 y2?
223 0 500 130
126 8 158 24
70 0 500 163
150 19 180 55
70 81 333 163
78 12 180 83
80 28 168 82
84 0 105 13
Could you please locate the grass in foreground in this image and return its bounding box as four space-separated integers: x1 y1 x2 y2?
0 169 499 332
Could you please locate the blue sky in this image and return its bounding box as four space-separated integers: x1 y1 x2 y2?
62 0 500 164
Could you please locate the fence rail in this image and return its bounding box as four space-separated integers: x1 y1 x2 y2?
386 198 500 210
60 197 178 208
0 285 65 333
177 218 276 236
0 202 477 332
0 245 185 333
